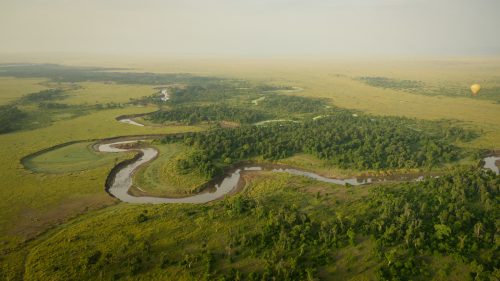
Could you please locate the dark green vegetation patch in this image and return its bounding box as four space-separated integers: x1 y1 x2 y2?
163 112 475 177
147 104 272 125
0 105 26 134
367 167 499 281
358 76 424 91
259 94 326 114
19 88 67 104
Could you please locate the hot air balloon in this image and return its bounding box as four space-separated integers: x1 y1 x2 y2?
470 84 481 96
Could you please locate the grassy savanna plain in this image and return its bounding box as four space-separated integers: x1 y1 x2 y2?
23 141 127 174
62 82 160 105
0 57 498 280
131 143 208 197
19 55 498 148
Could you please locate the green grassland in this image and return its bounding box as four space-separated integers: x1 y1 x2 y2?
0 77 48 105
356 76 500 103
0 98 203 274
132 143 208 197
23 141 124 174
63 82 157 105
0 69 211 272
0 82 153 134
0 58 498 280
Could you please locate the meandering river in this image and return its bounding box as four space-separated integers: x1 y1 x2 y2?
98 140 500 204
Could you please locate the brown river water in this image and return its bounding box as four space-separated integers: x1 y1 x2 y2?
98 140 500 204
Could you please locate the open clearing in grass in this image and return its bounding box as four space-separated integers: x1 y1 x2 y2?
132 143 208 197
23 141 123 174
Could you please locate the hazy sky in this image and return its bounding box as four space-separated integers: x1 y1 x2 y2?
1 0 499 56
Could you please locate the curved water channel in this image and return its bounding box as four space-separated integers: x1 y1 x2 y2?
98 139 500 204
116 116 145 127
118 118 145 127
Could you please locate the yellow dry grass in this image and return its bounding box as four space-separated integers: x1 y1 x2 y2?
0 77 48 105
63 82 157 105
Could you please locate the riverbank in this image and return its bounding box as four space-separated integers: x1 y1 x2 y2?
96 138 500 204
20 135 500 204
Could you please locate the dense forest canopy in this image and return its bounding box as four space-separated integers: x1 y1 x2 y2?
142 83 328 123
147 104 272 125
258 95 326 114
213 166 499 281
0 105 26 134
365 167 499 280
166 84 299 105
162 112 473 177
168 84 248 104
